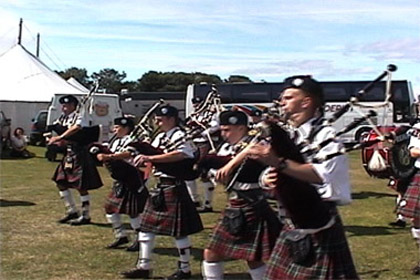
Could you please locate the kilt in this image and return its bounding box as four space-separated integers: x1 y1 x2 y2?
104 182 149 217
139 182 204 237
264 215 358 280
52 144 102 191
207 189 282 262
398 170 420 220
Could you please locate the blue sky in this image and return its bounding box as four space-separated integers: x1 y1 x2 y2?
1 0 419 93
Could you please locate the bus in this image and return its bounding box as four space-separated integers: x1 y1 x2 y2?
185 80 416 143
121 91 186 120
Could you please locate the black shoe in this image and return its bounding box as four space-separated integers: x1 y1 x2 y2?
57 212 79 224
121 268 152 279
126 240 140 252
69 216 91 226
198 206 213 213
166 269 191 280
388 219 406 228
412 264 420 275
106 236 129 249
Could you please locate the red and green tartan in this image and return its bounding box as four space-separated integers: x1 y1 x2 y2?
52 145 102 190
264 216 358 280
139 182 203 237
398 170 420 219
207 189 282 262
104 186 148 217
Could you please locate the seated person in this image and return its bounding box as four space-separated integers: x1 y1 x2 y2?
10 127 33 158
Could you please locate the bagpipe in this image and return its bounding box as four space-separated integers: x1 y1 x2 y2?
89 99 165 182
183 85 225 153
196 131 268 187
88 140 146 190
268 121 333 229
286 64 413 171
129 140 199 180
44 81 101 146
308 64 416 182
209 118 333 228
90 99 199 181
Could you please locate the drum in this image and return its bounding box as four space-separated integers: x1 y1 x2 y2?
361 125 416 179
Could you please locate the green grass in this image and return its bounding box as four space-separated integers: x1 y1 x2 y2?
0 146 418 279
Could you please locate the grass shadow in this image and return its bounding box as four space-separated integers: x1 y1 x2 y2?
345 225 402 237
352 191 395 200
0 199 36 207
358 268 391 278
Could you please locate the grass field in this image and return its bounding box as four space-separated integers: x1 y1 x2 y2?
0 146 418 279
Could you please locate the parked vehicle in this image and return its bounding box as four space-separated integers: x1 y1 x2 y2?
0 111 12 152
29 110 48 146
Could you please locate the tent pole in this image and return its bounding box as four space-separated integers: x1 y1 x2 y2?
36 33 40 57
18 18 23 45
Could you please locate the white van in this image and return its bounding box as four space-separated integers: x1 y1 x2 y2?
46 93 122 142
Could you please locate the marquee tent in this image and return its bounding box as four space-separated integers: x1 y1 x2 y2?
0 44 87 134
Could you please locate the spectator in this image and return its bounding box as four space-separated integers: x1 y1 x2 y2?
10 127 33 158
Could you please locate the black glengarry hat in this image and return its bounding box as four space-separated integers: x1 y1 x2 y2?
282 75 324 105
59 95 79 106
219 110 248 126
114 117 135 130
155 105 179 117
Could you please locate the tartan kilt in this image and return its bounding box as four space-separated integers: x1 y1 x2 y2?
139 182 204 237
264 215 358 280
398 170 420 220
207 189 282 262
104 183 149 217
52 144 102 191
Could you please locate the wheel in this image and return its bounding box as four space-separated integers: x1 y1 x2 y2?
355 127 372 143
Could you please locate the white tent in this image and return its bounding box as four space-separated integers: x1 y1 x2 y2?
0 44 87 134
67 77 89 93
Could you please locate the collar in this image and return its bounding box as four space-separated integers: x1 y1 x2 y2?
296 117 317 140
164 126 180 139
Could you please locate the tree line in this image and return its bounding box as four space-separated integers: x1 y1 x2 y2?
56 67 253 94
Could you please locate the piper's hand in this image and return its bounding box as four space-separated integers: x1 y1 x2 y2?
134 154 150 167
48 135 61 145
215 165 232 184
248 143 279 167
262 167 278 189
97 153 110 162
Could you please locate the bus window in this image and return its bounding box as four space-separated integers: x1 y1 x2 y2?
323 85 349 102
231 84 272 103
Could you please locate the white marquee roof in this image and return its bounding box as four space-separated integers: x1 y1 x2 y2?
0 44 87 102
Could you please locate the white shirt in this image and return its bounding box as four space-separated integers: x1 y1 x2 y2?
295 118 352 205
151 126 197 178
55 111 87 128
109 135 135 165
408 123 420 168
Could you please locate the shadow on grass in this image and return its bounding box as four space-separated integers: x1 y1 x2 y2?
352 191 395 200
358 268 391 278
345 225 403 237
151 247 251 279
0 199 36 207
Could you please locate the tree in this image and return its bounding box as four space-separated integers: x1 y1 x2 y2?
137 71 167 92
225 75 253 83
91 68 127 94
56 67 90 87
137 71 223 92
